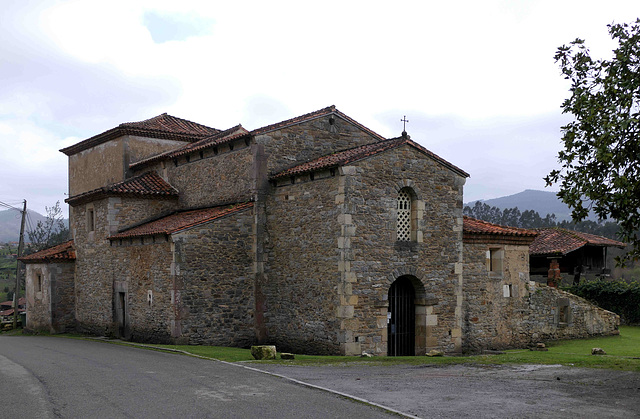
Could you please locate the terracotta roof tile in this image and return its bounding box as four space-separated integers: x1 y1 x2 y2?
251 105 386 141
66 172 178 205
130 125 250 170
530 228 626 256
19 240 75 263
1 297 25 307
60 113 220 156
109 202 253 239
463 216 538 237
271 136 469 179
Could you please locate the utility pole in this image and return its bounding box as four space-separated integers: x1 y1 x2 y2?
13 200 26 329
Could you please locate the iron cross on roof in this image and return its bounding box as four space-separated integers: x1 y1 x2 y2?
401 116 409 137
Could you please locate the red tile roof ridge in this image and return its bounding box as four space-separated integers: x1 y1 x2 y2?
463 216 539 237
130 125 250 170
251 105 386 141
271 136 469 180
60 113 220 156
66 172 179 205
529 228 625 256
109 201 254 240
19 240 75 263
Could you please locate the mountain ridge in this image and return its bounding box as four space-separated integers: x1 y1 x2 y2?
464 189 581 222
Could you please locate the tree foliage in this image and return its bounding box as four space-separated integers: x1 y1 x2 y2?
26 201 69 253
545 19 640 264
463 201 620 239
567 280 640 324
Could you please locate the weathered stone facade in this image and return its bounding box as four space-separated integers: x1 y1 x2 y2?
22 106 620 355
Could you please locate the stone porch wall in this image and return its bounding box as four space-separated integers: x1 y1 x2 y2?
340 145 465 356
107 239 174 343
171 207 256 347
72 196 177 336
263 172 342 355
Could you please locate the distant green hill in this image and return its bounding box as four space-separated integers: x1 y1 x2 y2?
464 189 593 222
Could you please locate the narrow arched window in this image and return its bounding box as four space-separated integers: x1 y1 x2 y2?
397 189 412 241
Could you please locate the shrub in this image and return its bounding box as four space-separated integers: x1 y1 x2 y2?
567 280 640 324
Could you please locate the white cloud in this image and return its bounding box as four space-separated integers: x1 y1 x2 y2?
1 0 639 217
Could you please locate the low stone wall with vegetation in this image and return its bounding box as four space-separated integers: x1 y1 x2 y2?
566 280 640 324
524 284 620 344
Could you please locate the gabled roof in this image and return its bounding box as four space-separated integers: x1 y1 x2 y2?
251 105 386 141
66 172 179 206
463 217 538 245
130 125 250 170
19 240 75 263
60 113 220 156
1 297 26 307
271 136 469 179
109 202 254 239
530 228 626 256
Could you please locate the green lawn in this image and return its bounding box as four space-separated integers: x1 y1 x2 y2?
145 325 640 371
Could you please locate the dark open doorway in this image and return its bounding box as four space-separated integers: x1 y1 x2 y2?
388 276 415 356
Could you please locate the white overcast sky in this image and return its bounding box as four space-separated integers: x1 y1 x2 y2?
1 0 638 217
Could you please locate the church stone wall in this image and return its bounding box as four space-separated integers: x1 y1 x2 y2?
71 198 115 335
71 196 177 336
68 135 188 197
256 115 380 175
124 135 188 167
463 241 619 352
171 208 256 347
165 143 254 208
264 171 343 355
24 262 74 333
68 139 125 197
463 242 533 352
106 239 174 343
342 145 465 355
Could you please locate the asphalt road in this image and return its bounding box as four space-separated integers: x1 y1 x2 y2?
3 336 640 418
0 336 394 418
253 363 640 418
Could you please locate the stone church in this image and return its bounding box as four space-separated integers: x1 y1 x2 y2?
20 106 619 355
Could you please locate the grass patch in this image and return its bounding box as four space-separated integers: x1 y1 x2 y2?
153 326 640 371
39 326 640 372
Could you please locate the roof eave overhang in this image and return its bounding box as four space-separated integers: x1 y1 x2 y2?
60 127 210 156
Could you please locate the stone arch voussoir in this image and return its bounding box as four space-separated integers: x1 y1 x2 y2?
394 179 423 201
388 267 427 300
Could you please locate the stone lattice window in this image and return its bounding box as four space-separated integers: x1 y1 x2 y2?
397 189 412 241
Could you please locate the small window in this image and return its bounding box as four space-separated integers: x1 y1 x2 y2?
36 273 42 293
488 248 503 274
87 208 95 232
503 284 512 298
396 188 417 241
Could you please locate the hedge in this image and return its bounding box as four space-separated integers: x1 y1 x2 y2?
566 280 640 324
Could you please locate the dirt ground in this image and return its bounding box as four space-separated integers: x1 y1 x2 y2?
249 363 640 418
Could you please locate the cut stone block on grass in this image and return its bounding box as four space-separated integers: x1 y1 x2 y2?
251 345 277 360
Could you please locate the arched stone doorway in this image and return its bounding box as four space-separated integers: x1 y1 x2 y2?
388 276 416 356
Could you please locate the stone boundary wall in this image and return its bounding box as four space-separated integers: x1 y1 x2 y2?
525 284 619 343
464 241 619 352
